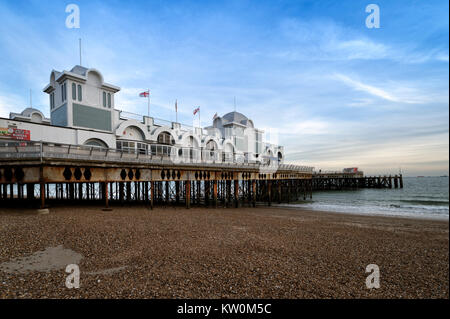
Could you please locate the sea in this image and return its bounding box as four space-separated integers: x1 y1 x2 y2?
280 176 449 220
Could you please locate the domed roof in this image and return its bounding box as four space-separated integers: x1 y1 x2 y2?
221 111 253 127
21 107 44 117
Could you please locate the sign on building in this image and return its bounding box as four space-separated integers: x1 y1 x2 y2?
0 127 31 141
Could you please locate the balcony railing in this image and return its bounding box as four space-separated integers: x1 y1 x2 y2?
0 140 314 173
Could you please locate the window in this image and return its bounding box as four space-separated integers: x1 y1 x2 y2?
61 83 66 102
107 93 111 108
49 93 55 110
72 83 76 100
77 85 82 101
137 142 148 154
103 92 106 107
157 132 174 145
116 141 136 153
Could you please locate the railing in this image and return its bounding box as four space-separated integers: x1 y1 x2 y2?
118 110 144 121
153 117 173 127
0 140 314 173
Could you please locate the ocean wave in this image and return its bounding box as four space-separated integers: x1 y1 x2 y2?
395 199 449 206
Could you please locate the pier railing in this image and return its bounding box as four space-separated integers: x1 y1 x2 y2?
0 140 314 173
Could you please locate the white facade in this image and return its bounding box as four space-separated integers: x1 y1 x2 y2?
1 65 284 165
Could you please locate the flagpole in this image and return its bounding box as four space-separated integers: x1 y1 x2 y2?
147 89 150 117
176 99 178 123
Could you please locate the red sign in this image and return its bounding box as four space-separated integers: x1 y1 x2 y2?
0 127 31 141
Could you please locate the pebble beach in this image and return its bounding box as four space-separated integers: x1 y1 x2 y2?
0 205 448 299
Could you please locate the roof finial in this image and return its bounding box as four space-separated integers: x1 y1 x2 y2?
29 89 32 108
234 96 236 112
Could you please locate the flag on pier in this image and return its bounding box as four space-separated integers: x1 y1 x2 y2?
213 112 218 120
140 90 150 117
193 107 200 115
139 90 150 97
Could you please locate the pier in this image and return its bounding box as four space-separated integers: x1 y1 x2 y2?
0 141 313 209
312 171 403 191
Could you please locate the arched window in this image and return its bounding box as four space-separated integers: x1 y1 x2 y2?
84 138 107 148
157 132 174 145
72 83 76 100
102 92 106 107
107 93 111 108
77 85 82 101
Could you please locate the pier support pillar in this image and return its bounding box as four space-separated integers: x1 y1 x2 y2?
39 183 45 209
175 181 180 204
267 181 272 206
27 183 35 200
150 181 154 210
165 181 170 204
399 174 403 188
252 180 256 207
185 181 191 209
119 182 124 204
213 180 218 208
234 180 239 208
278 181 282 204
104 182 110 210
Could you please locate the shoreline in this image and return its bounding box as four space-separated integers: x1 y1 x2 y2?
270 203 450 222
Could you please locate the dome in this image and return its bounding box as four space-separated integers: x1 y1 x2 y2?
221 111 253 127
21 108 44 117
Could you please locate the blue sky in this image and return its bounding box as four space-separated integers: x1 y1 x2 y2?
0 0 448 176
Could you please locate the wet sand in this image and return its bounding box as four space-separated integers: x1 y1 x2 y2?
0 205 448 298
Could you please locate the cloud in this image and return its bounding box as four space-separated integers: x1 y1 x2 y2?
334 74 400 102
333 73 448 105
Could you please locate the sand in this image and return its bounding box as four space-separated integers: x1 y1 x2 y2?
0 205 448 299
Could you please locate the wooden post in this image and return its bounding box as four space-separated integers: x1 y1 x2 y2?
394 175 398 188
267 180 272 206
278 181 282 204
119 182 124 204
40 183 45 209
175 181 180 204
399 174 403 188
27 183 35 200
165 181 170 204
205 181 210 207
213 180 218 208
252 180 256 207
150 181 154 209
104 182 109 209
186 181 191 209
126 182 131 202
234 180 239 208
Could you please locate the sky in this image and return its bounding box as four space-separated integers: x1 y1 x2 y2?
0 0 448 176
